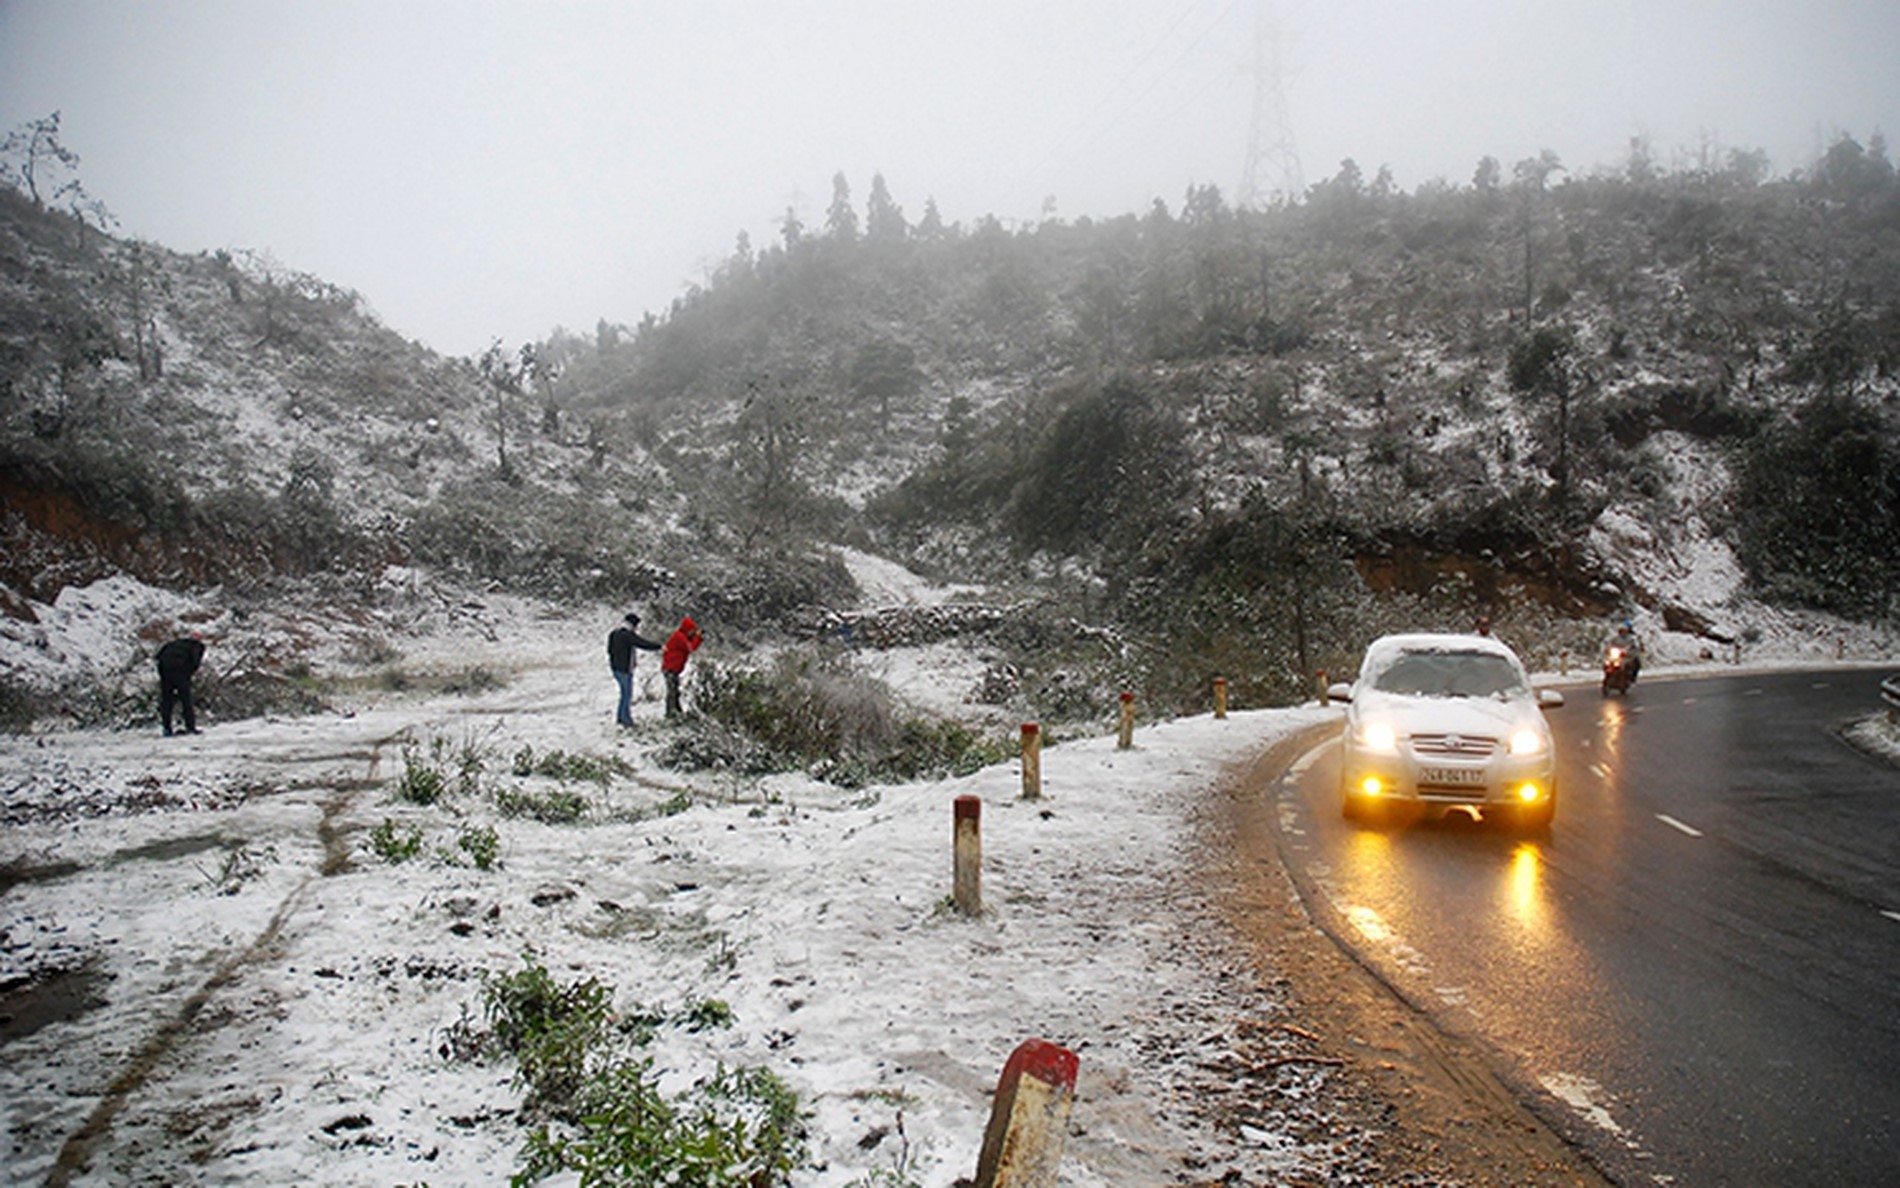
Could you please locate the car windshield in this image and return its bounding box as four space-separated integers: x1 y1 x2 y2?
1370 649 1526 700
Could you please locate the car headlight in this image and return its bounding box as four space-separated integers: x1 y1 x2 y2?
1509 728 1548 756
1357 721 1399 753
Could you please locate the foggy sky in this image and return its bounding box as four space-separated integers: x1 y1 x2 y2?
2 0 1894 358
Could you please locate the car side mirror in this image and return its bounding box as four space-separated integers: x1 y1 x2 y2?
1327 682 1355 703
1537 688 1565 710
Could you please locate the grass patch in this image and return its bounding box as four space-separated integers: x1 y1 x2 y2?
511 745 634 785
368 818 425 863
495 785 591 824
449 823 501 870
475 958 808 1186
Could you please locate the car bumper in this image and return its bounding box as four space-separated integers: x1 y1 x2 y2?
1341 751 1556 810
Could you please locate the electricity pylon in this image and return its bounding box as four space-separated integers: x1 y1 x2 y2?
1237 0 1303 208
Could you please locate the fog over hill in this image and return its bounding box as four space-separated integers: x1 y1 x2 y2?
2 132 1898 729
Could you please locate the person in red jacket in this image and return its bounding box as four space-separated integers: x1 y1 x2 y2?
660 616 703 719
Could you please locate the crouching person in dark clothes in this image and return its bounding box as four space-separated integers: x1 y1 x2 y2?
156 634 207 736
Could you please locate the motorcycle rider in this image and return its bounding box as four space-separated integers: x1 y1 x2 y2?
1607 620 1642 684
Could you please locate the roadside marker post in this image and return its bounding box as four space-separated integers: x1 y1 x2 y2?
1020 723 1042 799
953 795 982 916
1117 691 1135 750
974 1037 1080 1188
1315 669 1328 706
1212 676 1228 719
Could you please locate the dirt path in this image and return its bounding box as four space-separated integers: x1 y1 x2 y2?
1201 727 1614 1187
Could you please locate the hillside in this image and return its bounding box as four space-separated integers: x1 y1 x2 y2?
2 141 1898 730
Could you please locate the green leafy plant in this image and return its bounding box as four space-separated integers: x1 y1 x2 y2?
519 1062 807 1188
368 818 425 863
396 746 448 805
511 744 633 785
479 959 808 1186
483 959 616 1111
452 823 501 870
495 785 591 825
678 997 733 1032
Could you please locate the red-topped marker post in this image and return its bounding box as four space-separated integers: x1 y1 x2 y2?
1020 723 1042 799
974 1037 1080 1188
1212 675 1228 719
1116 691 1135 750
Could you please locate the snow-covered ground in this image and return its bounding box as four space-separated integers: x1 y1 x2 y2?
1 554 1894 1187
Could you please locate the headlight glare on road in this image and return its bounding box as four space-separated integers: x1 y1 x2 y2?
1509 728 1546 756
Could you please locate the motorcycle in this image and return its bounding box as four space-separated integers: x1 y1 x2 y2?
1602 644 1637 696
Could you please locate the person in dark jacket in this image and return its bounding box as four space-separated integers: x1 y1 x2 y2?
660 616 703 719
156 634 206 736
607 612 661 726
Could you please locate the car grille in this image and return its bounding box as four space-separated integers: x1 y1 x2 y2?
1410 732 1498 758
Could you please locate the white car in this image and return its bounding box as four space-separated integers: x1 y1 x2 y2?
1333 633 1565 831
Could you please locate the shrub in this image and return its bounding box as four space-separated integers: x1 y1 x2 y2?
395 747 447 805
368 818 424 863
453 823 501 870
483 960 616 1111
479 959 809 1186
667 652 1010 787
511 745 633 785
520 1061 807 1188
495 785 591 824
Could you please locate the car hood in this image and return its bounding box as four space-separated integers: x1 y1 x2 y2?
1353 690 1543 738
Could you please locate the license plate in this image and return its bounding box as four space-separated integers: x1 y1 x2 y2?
1420 766 1486 786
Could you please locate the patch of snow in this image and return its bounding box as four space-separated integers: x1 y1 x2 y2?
835 547 983 609
0 578 1350 1186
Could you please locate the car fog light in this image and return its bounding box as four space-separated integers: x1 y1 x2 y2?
1360 776 1386 797
1516 783 1542 803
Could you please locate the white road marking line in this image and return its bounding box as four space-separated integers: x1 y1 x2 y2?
1882 910 1900 925
1590 763 1611 780
1657 814 1704 838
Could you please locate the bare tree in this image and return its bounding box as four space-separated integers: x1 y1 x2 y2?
0 111 81 209
478 340 535 480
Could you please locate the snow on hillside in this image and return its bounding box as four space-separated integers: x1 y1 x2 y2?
1 553 1895 1185
1 578 1353 1187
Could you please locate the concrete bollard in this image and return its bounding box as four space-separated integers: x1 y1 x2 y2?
1020 723 1042 800
974 1037 1080 1188
1116 691 1135 750
953 795 982 916
1315 669 1328 706
1212 676 1228 720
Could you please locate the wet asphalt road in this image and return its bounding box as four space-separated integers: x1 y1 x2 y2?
1271 667 1900 1187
